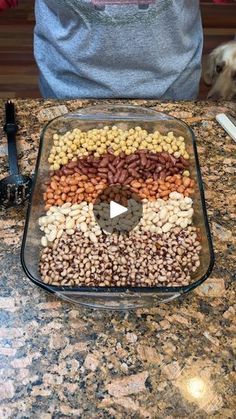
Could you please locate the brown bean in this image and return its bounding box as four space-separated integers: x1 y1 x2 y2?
160 190 170 197
177 186 185 193
95 184 105 191
69 178 78 186
77 187 85 194
56 199 64 206
182 177 191 187
51 181 57 190
131 180 142 189
185 188 194 195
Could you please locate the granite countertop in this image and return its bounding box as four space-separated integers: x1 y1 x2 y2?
0 99 235 419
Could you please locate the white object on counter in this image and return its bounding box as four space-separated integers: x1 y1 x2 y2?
216 113 236 143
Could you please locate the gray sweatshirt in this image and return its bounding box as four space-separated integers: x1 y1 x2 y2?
34 0 203 99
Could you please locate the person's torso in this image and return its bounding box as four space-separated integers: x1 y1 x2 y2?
34 0 203 99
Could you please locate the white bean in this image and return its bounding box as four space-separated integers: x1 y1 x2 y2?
65 218 75 230
41 236 48 247
162 222 173 233
80 222 88 233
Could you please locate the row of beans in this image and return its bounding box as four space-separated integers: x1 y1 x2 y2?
39 126 201 288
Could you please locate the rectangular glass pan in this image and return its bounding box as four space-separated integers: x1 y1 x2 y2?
21 105 214 309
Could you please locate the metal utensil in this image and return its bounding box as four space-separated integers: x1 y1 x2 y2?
216 113 236 143
0 101 32 208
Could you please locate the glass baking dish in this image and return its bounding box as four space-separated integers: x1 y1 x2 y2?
21 105 214 309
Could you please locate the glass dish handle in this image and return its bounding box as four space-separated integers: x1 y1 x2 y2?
73 104 171 120
55 291 181 310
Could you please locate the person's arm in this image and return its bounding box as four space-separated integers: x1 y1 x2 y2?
0 0 18 11
213 0 236 3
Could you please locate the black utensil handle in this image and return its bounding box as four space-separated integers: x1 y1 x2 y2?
4 101 19 176
7 132 19 175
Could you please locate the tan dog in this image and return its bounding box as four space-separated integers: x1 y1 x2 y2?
203 41 236 100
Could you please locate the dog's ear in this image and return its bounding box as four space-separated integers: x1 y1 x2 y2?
202 53 216 86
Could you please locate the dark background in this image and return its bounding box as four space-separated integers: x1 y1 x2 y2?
0 0 235 98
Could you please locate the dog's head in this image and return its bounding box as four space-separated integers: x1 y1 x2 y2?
203 41 236 100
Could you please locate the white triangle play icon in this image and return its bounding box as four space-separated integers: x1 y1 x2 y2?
110 201 128 219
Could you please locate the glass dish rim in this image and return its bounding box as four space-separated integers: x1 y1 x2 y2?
21 105 215 296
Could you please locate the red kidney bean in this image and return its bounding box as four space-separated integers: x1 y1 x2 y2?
162 152 170 160
176 163 184 169
119 169 128 183
126 155 139 163
108 163 116 174
63 168 74 175
149 154 160 161
130 169 139 178
124 176 134 185
98 167 108 173
79 167 89 175
158 157 166 164
52 151 189 187
67 161 78 168
99 156 109 167
148 163 156 171
99 173 108 179
112 157 121 166
88 168 97 174
155 165 163 173
159 170 167 179
128 161 139 170
116 160 125 170
180 156 189 167
108 172 114 184
169 155 177 165
113 169 123 184
140 153 148 166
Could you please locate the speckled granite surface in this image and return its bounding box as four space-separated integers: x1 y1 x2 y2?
0 99 235 419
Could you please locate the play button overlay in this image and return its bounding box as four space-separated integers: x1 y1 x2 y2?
110 201 128 219
93 185 143 234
